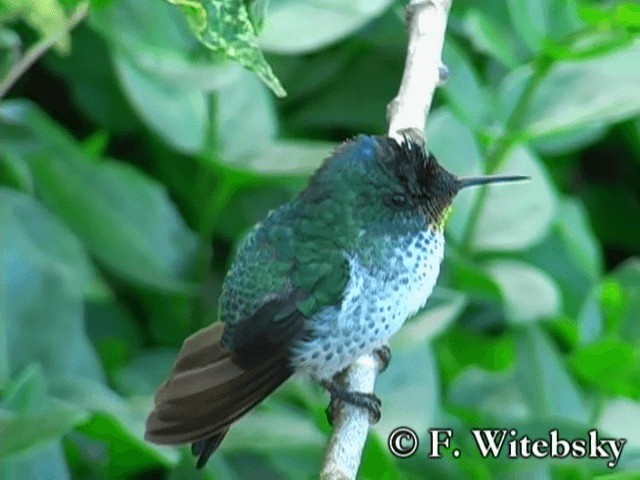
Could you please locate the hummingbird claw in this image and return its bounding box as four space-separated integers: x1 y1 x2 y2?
373 345 392 372
321 380 382 425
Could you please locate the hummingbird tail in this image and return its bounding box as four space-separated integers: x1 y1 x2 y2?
144 322 292 467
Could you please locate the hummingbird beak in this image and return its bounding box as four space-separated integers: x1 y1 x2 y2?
457 174 530 190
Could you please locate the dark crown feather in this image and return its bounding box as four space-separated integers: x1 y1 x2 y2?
377 131 438 197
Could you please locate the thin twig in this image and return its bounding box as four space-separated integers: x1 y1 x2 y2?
320 355 384 480
387 0 452 141
320 1 452 479
0 2 89 100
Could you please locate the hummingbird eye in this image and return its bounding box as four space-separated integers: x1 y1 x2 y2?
386 192 408 208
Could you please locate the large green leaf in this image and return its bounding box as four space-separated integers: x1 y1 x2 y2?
1 0 72 53
50 377 179 475
556 198 603 280
0 28 20 80
436 327 515 385
0 441 71 480
469 146 557 252
44 26 140 134
506 0 582 54
0 101 199 291
570 338 640 399
284 48 403 134
0 366 88 459
90 0 241 91
113 53 208 153
521 198 602 318
461 9 523 68
440 40 492 132
597 398 640 470
611 259 640 346
258 0 393 54
484 260 561 324
221 406 324 455
164 0 285 96
213 68 278 164
0 188 103 381
515 327 589 421
520 43 640 138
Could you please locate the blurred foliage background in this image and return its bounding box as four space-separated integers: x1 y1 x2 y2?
1 0 640 479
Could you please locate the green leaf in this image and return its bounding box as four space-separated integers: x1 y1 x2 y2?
0 441 71 480
0 28 20 79
521 200 602 319
0 365 86 479
521 43 640 138
0 188 103 382
610 259 640 346
258 0 393 54
0 151 32 192
0 370 88 459
579 1 640 32
596 472 640 480
570 338 640 399
214 68 278 164
446 254 502 302
0 101 199 292
165 0 285 96
436 327 515 385
506 0 582 53
216 139 335 176
30 156 199 291
360 434 402 480
515 327 589 421
112 349 176 396
529 122 607 155
43 25 140 134
90 0 241 91
484 260 561 324
556 198 603 280
598 398 640 451
462 9 522 68
222 404 324 454
447 367 526 420
245 0 269 31
284 49 402 134
113 53 207 153
440 40 492 131
50 377 179 475
582 184 640 252
543 29 634 61
470 146 557 252
2 0 72 53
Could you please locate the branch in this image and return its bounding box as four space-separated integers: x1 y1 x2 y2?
387 0 452 142
0 2 89 101
320 1 452 478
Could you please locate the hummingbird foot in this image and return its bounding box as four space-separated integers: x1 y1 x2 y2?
373 345 392 372
321 380 382 425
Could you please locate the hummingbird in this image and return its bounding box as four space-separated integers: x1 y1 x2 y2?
145 131 527 468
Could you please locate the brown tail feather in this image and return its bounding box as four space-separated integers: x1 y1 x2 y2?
145 323 292 452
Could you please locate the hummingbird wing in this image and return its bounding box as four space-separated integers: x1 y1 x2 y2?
219 202 350 366
146 202 351 467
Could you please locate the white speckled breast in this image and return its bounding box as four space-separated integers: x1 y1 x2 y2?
290 229 444 380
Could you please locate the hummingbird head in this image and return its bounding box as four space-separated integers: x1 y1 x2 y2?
300 132 528 235
372 130 529 230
